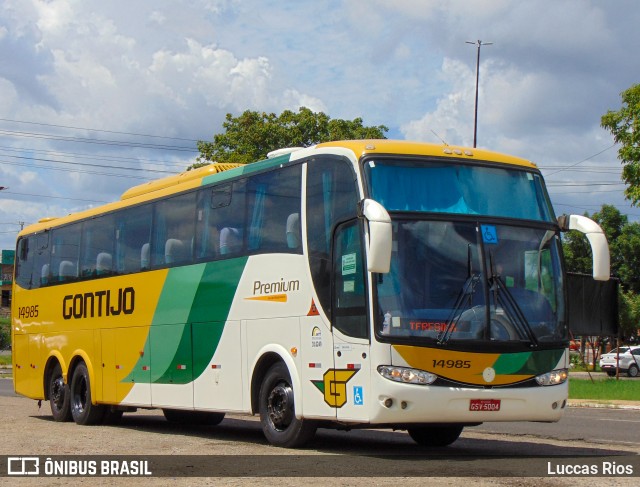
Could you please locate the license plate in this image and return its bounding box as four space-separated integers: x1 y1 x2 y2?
469 399 501 411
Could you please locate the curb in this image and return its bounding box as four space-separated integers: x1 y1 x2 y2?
567 400 640 410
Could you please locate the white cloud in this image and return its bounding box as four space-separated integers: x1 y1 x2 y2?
1 0 640 249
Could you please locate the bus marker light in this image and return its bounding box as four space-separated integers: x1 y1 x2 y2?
308 363 321 368
177 365 187 370
211 364 222 369
290 347 298 356
347 363 361 370
142 366 149 371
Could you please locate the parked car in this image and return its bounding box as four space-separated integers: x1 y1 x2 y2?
599 346 640 377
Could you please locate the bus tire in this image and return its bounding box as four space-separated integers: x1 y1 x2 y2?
407 425 464 447
69 362 105 425
259 362 316 448
48 362 72 422
163 409 225 425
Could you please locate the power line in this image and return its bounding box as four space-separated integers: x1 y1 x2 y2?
0 117 202 143
546 182 624 187
0 144 190 169
0 154 176 176
0 159 152 180
543 144 616 177
1 190 108 203
0 129 198 153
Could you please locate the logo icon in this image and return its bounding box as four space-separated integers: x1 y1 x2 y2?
8 457 40 476
311 369 359 407
353 386 364 406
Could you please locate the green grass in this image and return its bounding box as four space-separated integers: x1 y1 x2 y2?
0 353 11 366
569 377 640 401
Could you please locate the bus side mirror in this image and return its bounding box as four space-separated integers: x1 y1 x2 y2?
558 214 610 281
359 199 392 273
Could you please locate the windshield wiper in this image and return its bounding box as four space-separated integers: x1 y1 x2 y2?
439 245 479 344
438 274 481 344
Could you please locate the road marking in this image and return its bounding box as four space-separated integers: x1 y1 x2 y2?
596 418 640 423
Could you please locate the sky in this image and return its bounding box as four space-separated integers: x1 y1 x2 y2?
0 0 638 251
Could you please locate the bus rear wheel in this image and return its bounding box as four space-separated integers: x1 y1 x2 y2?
407 425 464 447
48 363 72 422
69 362 105 425
259 362 316 448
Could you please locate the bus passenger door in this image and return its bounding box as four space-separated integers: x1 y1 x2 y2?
331 220 370 422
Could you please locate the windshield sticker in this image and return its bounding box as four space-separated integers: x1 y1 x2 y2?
481 225 498 244
342 253 357 275
343 280 355 293
311 326 322 348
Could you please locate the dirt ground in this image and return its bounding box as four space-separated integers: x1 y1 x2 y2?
0 384 637 487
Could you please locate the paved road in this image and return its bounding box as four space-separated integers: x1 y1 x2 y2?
2 377 638 449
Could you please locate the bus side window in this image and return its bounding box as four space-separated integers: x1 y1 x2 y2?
115 204 152 274
246 165 302 254
152 192 197 267
204 180 246 259
80 214 115 278
50 224 81 283
15 237 34 289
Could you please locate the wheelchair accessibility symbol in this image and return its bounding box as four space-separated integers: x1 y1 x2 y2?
353 386 364 406
481 225 498 244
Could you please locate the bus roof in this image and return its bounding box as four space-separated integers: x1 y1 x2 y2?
17 139 536 237
314 139 537 169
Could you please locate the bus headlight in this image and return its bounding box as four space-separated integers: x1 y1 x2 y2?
535 368 568 386
378 365 437 385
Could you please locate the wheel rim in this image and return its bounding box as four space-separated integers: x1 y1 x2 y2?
72 375 88 415
267 381 294 431
51 376 66 411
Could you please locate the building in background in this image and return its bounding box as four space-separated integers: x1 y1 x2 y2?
1 250 14 308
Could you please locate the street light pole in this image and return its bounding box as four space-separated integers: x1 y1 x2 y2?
466 40 493 148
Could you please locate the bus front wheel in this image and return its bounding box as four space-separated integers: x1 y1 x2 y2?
69 362 105 425
407 425 464 447
258 362 316 448
48 362 72 422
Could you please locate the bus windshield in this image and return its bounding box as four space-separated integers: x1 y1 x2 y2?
376 219 566 347
364 159 555 222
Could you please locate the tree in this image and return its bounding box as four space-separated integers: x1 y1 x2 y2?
601 83 640 205
195 107 388 166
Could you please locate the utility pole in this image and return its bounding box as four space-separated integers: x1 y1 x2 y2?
466 40 493 148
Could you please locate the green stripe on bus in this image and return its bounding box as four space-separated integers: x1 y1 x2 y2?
125 258 248 385
493 349 564 376
201 154 291 187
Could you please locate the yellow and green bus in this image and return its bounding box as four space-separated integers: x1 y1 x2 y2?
12 140 610 447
